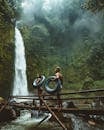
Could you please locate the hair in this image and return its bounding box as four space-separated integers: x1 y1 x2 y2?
55 66 61 73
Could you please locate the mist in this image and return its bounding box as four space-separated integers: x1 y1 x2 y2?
20 0 103 34
19 0 104 65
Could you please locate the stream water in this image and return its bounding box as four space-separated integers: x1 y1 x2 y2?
71 114 104 130
0 113 104 130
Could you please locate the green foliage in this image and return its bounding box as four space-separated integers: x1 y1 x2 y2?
94 80 104 89
0 0 15 25
0 1 15 97
7 0 22 20
83 0 104 12
0 28 14 97
87 42 104 80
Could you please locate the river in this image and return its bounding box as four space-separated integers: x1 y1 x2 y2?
0 112 104 130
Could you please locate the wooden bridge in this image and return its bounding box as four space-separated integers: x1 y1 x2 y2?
9 88 104 130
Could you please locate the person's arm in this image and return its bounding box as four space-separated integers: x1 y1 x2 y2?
36 77 41 83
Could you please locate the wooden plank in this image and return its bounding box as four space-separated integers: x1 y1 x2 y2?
11 103 104 115
10 88 104 97
60 88 104 95
9 96 104 100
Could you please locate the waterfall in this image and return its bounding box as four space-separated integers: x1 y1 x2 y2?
13 27 28 96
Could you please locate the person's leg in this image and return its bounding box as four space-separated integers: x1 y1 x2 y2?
59 95 62 108
57 92 62 110
38 89 42 113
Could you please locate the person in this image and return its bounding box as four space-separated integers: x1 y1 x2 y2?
54 66 63 110
54 66 63 88
36 74 44 107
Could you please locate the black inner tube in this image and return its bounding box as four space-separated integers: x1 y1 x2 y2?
45 76 62 94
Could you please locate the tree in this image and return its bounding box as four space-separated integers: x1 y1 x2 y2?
83 0 104 12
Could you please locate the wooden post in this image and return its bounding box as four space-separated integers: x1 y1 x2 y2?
40 97 67 130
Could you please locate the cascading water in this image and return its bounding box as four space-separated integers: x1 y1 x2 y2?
13 27 28 96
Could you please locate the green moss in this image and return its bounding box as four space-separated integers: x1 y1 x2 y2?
0 1 15 97
0 27 15 97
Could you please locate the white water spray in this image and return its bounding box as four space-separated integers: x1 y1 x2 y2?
13 27 28 96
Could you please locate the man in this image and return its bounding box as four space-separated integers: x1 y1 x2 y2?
54 66 63 110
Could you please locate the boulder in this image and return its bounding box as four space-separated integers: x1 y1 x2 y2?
63 101 77 108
